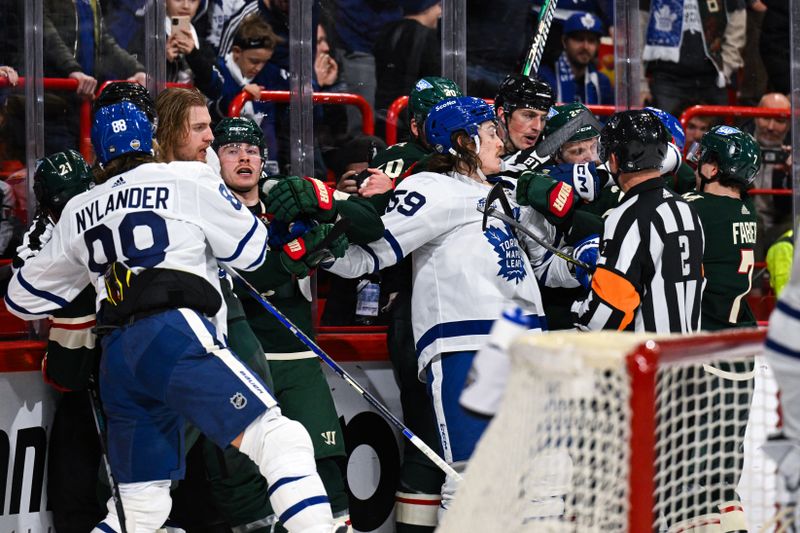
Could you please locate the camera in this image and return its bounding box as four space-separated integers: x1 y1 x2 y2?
761 147 789 165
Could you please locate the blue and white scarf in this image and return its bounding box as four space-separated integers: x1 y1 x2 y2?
555 52 601 105
643 0 729 87
643 0 684 63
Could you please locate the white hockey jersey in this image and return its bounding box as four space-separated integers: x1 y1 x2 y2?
326 170 564 376
5 161 269 335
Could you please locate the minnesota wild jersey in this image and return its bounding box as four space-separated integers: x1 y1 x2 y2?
371 140 429 180
683 191 758 330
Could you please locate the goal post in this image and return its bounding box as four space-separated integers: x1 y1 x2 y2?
437 329 782 533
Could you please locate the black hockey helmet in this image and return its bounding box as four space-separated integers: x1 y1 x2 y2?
494 73 554 115
600 110 670 173
94 81 157 126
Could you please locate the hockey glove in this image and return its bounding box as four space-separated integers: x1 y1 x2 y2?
572 234 599 289
543 163 603 203
279 223 349 278
12 213 54 269
265 175 337 223
516 171 576 225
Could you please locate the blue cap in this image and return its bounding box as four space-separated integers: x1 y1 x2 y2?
563 12 604 36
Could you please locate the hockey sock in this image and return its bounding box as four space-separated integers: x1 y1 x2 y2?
395 491 440 532
92 480 172 533
239 410 334 533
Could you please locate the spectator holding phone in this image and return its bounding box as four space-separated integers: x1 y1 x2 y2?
164 0 218 93
743 92 792 259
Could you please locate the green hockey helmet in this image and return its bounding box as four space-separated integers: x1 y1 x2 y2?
543 102 600 144
33 149 93 217
690 125 761 186
213 117 267 158
408 76 463 126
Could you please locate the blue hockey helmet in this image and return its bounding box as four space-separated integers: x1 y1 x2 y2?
644 106 685 151
425 96 496 154
91 101 154 165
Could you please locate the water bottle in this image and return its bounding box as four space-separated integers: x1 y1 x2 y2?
460 307 532 417
355 277 381 325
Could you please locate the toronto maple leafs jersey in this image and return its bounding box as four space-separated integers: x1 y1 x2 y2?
326 170 558 376
5 161 270 336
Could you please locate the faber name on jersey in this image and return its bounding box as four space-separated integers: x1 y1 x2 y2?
733 221 757 245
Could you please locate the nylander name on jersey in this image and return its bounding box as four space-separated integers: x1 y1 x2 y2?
75 185 172 233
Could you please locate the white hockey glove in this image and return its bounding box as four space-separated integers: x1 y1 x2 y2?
501 145 551 176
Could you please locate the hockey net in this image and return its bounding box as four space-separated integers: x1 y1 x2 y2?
437 329 787 533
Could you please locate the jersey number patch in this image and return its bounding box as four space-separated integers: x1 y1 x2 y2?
386 190 426 216
729 249 755 323
84 211 170 273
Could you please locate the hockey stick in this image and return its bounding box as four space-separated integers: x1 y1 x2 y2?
534 109 602 159
222 264 463 482
480 182 593 271
480 205 592 271
87 378 128 533
522 0 558 76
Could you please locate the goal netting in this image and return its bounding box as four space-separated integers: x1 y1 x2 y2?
437 329 786 532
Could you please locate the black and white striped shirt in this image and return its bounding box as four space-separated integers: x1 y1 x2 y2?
573 178 705 333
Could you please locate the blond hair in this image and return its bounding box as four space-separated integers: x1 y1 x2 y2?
155 87 207 162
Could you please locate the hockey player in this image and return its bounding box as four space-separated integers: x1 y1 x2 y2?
494 73 554 154
15 150 106 531
157 86 271 531
324 96 579 516
530 102 606 329
671 125 760 532
216 116 375 531
366 76 462 191
365 76 462 532
573 109 705 332
5 102 344 533
498 87 610 225
764 227 800 530
683 125 761 330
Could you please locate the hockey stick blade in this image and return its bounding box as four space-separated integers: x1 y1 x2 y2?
533 109 603 159
522 0 558 76
478 204 593 272
482 182 510 231
222 264 463 482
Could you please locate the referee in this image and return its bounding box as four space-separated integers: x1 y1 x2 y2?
573 110 705 333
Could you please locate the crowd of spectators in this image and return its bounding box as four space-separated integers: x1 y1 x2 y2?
0 0 792 289
0 2 796 532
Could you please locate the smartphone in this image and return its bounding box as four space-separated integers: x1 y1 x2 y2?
353 140 379 188
353 168 372 188
762 147 788 165
171 16 191 34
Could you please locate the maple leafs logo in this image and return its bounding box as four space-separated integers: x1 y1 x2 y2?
654 5 678 32
484 224 527 284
